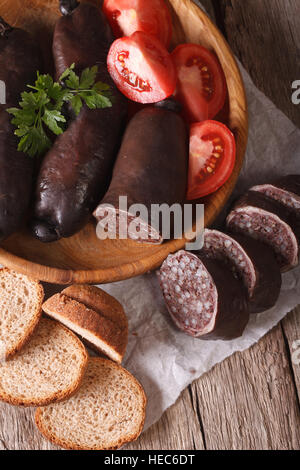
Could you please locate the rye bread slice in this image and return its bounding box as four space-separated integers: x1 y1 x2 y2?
0 268 44 359
35 357 146 450
42 285 128 363
0 317 88 406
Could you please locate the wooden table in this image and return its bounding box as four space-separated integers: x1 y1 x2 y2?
1 0 299 450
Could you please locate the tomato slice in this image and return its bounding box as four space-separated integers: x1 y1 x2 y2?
187 120 236 200
172 44 227 122
103 0 172 48
107 31 177 103
177 85 209 123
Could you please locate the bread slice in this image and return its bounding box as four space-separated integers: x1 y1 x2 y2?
0 268 44 359
0 317 88 406
42 285 128 363
35 357 146 450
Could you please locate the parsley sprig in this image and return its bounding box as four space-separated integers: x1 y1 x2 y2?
7 64 112 157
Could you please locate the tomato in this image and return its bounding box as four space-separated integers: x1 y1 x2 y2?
103 0 172 48
186 120 236 200
107 31 177 103
177 86 209 123
171 44 227 122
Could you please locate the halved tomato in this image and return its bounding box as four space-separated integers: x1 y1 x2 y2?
107 31 177 103
103 0 172 48
172 44 227 122
187 120 236 200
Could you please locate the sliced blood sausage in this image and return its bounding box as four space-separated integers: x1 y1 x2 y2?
251 175 300 214
158 250 249 340
93 106 188 244
0 19 41 240
226 191 300 272
31 2 127 242
200 229 281 314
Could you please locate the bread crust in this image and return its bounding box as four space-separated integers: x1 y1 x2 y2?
35 357 146 450
0 318 88 407
43 285 128 363
0 268 44 359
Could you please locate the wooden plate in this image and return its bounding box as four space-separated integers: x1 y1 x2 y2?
0 0 248 285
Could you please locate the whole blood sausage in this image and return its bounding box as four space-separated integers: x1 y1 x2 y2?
226 191 300 272
0 18 41 240
31 2 127 242
94 106 188 243
158 251 249 340
0 18 41 104
251 175 300 213
201 229 282 314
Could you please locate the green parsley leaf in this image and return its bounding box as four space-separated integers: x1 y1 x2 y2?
8 63 112 158
70 95 83 116
18 127 51 158
79 65 98 89
93 81 111 92
42 109 66 136
65 70 80 89
79 91 112 110
59 63 75 82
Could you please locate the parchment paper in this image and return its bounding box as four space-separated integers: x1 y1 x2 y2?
99 59 300 431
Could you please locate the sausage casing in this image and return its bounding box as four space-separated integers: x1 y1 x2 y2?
32 3 127 242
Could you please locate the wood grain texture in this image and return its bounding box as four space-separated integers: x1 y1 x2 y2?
282 307 300 401
0 405 58 450
0 0 248 285
0 0 299 451
126 387 205 450
194 325 300 450
217 0 300 127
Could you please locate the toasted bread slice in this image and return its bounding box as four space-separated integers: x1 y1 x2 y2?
35 357 146 450
0 317 88 406
0 268 44 359
42 285 128 363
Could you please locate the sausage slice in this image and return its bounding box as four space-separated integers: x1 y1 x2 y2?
226 191 300 272
201 229 281 313
158 250 249 340
251 175 300 213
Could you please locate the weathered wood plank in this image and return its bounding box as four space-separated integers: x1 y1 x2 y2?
193 325 300 450
0 386 205 450
282 307 300 402
126 387 205 450
0 405 58 450
216 0 300 127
